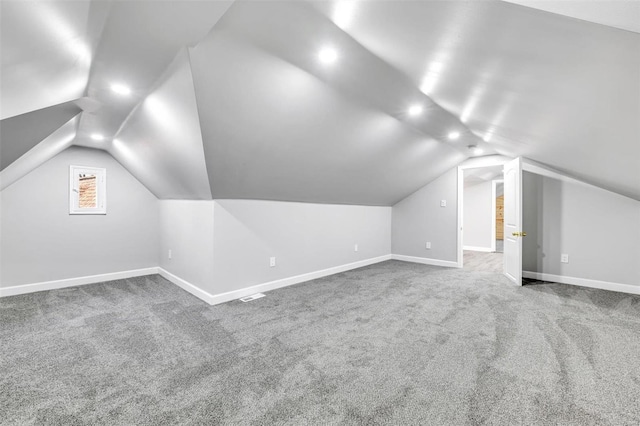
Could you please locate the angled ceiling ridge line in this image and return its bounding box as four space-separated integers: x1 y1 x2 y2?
0 114 80 192
80 0 115 98
217 0 479 154
105 52 189 201
457 155 513 170
228 30 464 155
110 0 237 142
502 0 640 35
185 48 213 199
105 146 162 201
0 97 83 122
72 108 81 134
186 0 238 48
389 156 466 207
212 197 391 208
310 3 483 152
112 49 187 141
1 99 84 170
522 157 640 202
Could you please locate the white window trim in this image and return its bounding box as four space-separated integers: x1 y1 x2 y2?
69 165 107 215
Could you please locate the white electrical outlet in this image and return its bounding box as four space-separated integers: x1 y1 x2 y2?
354 244 358 252
426 242 431 249
270 257 276 267
561 253 569 263
440 200 447 207
168 249 172 259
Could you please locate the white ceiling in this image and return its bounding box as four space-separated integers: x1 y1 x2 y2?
311 0 640 199
0 1 94 120
189 2 468 204
1 0 639 204
503 0 640 34
0 100 80 169
76 0 233 149
464 165 504 187
111 50 212 200
0 116 79 191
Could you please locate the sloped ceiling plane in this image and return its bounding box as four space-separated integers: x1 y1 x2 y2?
1 0 638 204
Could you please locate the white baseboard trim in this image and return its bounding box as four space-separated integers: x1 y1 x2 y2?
0 267 159 298
157 268 217 304
391 254 460 268
463 246 493 252
206 254 393 306
523 271 640 295
159 255 393 306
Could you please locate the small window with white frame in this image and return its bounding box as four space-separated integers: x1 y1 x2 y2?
70 165 106 214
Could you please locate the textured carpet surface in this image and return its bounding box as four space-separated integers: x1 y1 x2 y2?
2 260 640 425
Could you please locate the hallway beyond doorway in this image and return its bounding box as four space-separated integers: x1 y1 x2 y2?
464 250 503 273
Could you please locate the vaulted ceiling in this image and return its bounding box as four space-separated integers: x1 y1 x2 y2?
1 0 639 204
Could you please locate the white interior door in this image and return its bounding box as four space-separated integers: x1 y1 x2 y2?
503 157 523 285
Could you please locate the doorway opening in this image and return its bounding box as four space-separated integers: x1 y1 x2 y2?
458 157 562 285
458 163 505 273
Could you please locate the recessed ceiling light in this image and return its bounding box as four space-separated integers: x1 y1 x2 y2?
448 131 461 140
318 47 338 64
408 105 423 116
91 133 105 141
468 145 483 155
110 83 131 96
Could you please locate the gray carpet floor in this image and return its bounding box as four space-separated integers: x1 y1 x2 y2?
2 260 640 425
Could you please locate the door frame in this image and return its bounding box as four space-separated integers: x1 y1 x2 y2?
456 156 512 268
491 179 504 253
503 157 524 285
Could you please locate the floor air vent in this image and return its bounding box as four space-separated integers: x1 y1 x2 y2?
239 293 266 302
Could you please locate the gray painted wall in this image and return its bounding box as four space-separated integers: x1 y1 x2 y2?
523 172 640 286
159 200 215 289
211 200 391 295
392 168 458 262
0 146 159 287
463 180 493 250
